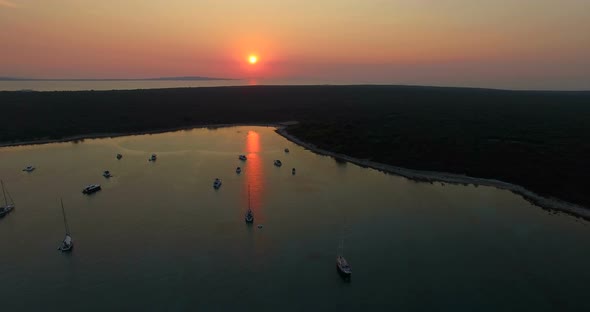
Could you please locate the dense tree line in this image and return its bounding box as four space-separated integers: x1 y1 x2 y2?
1 85 589 207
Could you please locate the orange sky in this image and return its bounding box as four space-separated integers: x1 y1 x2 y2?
1 0 589 89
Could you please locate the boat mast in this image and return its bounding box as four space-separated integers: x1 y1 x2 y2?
338 224 347 256
6 188 14 206
1 180 7 207
248 184 251 210
61 198 70 235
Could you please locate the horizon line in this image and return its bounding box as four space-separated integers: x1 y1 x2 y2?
0 76 238 82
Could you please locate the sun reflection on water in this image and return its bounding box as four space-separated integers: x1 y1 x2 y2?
244 130 265 219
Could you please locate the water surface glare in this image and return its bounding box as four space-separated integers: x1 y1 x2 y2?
0 126 589 311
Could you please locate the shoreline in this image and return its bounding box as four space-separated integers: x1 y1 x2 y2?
1 122 587 220
275 127 590 221
0 122 297 148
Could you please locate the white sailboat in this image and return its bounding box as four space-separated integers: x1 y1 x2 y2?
245 185 254 223
336 239 352 277
0 180 15 218
58 199 74 252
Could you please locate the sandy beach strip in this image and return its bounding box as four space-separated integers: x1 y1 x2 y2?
275 126 590 220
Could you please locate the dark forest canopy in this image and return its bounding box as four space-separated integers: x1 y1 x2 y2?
1 85 589 207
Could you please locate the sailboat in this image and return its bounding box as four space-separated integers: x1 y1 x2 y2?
245 185 254 223
57 199 74 252
336 239 352 277
0 180 15 218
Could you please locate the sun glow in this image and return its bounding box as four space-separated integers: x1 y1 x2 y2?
249 55 258 64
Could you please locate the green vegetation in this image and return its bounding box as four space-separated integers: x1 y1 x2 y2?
1 85 589 207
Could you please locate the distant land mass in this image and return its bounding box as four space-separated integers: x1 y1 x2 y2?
0 76 236 81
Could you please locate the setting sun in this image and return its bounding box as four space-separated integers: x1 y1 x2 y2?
249 55 258 64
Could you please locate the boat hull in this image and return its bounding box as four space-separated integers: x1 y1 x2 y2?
336 265 352 276
0 205 15 217
336 256 352 278
59 244 74 252
82 186 101 194
336 266 352 280
59 235 74 252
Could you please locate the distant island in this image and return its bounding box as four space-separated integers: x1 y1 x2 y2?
0 76 236 81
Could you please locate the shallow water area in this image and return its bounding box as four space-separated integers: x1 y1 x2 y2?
0 126 589 311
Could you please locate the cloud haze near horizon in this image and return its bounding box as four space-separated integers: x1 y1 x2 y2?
0 0 16 8
1 0 589 90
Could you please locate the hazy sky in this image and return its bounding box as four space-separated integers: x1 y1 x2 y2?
1 0 589 89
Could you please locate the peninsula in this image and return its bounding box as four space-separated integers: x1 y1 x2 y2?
1 85 589 210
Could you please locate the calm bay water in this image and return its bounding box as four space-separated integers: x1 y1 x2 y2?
0 126 589 311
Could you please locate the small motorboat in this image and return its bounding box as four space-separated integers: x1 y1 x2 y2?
149 154 157 161
103 170 112 178
236 167 242 174
257 224 263 229
22 165 35 172
284 148 290 153
239 155 247 161
116 153 123 160
213 178 222 189
336 255 352 277
274 160 282 167
82 184 101 194
292 168 296 175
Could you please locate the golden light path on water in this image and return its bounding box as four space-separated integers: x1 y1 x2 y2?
244 130 264 220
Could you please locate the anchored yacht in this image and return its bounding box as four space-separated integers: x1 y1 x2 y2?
82 184 101 194
57 199 73 252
